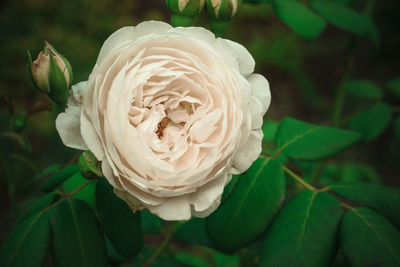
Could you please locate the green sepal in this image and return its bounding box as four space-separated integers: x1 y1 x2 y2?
48 52 69 106
78 150 103 179
171 14 196 27
46 42 73 87
166 0 205 16
206 0 242 21
210 19 231 37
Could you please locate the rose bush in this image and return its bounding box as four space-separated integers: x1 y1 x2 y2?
56 21 270 220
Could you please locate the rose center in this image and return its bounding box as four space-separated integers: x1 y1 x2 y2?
156 117 169 138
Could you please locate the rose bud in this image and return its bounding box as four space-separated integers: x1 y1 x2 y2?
206 0 242 36
27 41 73 105
166 0 205 27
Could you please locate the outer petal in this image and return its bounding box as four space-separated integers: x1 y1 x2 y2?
149 197 192 221
189 172 228 213
247 73 271 115
214 39 255 77
230 129 263 174
96 21 173 65
81 113 105 161
170 26 215 44
55 82 88 150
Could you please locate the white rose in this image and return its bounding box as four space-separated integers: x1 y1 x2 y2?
56 21 270 221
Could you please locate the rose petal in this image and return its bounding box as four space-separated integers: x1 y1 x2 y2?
55 82 88 150
230 129 263 174
215 39 255 77
149 196 191 221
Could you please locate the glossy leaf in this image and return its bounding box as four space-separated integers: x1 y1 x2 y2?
310 0 374 36
105 237 127 264
206 158 285 253
345 80 382 100
349 103 392 141
51 199 107 267
330 182 400 228
260 191 343 267
175 218 213 247
340 207 400 267
141 209 163 234
388 77 400 99
0 212 51 267
17 192 57 224
262 121 279 143
276 117 360 161
274 0 326 40
96 179 143 258
42 165 78 192
63 172 95 209
221 175 239 202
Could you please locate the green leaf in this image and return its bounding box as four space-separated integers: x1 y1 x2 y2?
260 191 342 267
176 252 210 267
141 209 163 234
310 0 374 36
206 158 285 253
42 165 78 192
388 77 400 99
17 192 58 224
51 199 107 267
340 207 400 267
105 237 127 264
330 182 400 228
63 173 95 209
175 218 213 247
213 251 240 267
221 175 239 202
340 164 381 184
0 212 51 267
96 179 143 258
349 103 392 141
274 0 326 40
262 121 279 143
345 80 383 100
276 117 360 161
